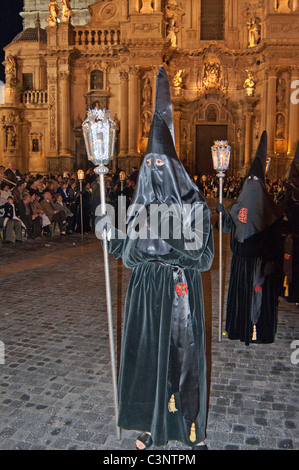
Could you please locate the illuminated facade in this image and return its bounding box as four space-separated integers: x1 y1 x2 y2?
1 0 299 178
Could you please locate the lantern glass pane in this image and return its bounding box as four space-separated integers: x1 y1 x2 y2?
82 109 117 167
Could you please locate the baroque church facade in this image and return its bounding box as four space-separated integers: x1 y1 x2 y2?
1 0 299 178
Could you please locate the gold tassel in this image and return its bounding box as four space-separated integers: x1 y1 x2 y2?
284 276 289 297
189 423 196 442
168 394 178 413
252 324 257 341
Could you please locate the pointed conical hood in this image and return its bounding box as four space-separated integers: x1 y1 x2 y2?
130 66 205 207
228 130 282 242
248 130 267 182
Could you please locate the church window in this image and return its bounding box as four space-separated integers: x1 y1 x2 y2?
90 70 104 90
22 73 33 91
200 0 224 40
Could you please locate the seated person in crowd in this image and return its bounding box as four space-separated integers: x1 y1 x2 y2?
3 196 22 243
29 190 51 233
54 193 74 233
0 182 12 201
18 192 42 241
12 180 26 205
56 181 70 203
40 191 67 235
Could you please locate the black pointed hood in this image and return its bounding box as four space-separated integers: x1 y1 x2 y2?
228 131 282 242
247 130 267 183
130 67 205 209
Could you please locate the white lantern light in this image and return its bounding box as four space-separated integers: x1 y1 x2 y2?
82 109 116 172
211 140 231 173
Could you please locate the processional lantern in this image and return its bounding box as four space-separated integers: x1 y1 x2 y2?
82 108 120 439
211 140 231 342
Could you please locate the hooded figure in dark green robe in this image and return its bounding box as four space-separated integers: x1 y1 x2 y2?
96 67 214 447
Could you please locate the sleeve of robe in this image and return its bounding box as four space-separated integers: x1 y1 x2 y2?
149 202 214 269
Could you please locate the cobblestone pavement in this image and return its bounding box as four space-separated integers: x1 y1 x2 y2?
0 205 298 451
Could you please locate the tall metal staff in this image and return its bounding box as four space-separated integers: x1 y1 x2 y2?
77 169 85 243
82 109 120 439
211 141 231 342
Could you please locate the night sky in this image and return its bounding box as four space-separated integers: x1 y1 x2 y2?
0 0 23 82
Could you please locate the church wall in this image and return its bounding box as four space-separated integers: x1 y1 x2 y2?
1 0 299 179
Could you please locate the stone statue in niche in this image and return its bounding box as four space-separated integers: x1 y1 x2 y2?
275 113 285 139
5 53 17 87
6 126 16 148
243 69 256 96
142 77 152 109
247 16 261 48
141 110 152 137
165 0 185 48
276 77 286 108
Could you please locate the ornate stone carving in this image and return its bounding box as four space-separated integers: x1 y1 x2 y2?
202 56 221 91
46 1 60 26
4 53 17 87
247 16 261 47
243 69 256 96
165 0 185 48
141 72 153 138
60 0 74 23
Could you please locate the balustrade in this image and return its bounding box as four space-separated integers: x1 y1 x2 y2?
21 90 48 105
73 28 121 47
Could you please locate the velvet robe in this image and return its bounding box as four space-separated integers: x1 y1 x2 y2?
108 210 214 447
221 212 283 345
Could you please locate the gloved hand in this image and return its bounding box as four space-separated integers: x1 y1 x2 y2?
216 202 225 214
95 214 112 240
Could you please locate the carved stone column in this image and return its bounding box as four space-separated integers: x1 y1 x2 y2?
119 70 129 157
128 66 139 156
242 97 258 170
288 67 299 154
266 72 277 155
59 71 72 156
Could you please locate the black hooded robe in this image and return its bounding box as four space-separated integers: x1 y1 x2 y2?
220 132 283 345
104 68 214 446
279 141 299 303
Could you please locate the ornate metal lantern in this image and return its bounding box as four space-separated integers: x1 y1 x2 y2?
82 108 116 174
211 140 231 174
211 140 231 343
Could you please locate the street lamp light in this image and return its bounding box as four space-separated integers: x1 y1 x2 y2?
82 109 120 439
77 169 85 243
211 140 231 342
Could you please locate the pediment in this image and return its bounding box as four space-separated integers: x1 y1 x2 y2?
87 1 120 27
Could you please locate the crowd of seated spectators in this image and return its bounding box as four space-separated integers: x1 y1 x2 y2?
193 173 286 202
0 161 287 246
0 163 138 245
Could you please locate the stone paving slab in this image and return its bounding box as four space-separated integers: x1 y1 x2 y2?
0 210 299 451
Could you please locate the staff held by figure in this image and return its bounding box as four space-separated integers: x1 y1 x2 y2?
82 109 120 439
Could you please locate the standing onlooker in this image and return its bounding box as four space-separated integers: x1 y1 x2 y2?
3 196 23 243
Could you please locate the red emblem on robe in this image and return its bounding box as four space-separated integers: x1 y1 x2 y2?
176 283 188 297
238 208 248 224
254 286 262 293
